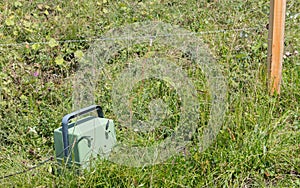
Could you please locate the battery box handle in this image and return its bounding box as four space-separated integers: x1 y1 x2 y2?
61 105 104 157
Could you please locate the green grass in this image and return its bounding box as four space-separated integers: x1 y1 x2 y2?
0 0 299 187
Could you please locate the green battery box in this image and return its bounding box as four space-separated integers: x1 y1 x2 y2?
54 105 116 168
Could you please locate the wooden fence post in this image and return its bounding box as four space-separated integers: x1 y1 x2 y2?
267 0 287 94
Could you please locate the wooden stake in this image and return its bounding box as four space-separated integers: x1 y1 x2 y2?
267 0 287 94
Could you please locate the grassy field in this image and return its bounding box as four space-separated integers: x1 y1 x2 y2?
0 0 299 187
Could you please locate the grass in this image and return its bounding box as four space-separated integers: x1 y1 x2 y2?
0 0 299 187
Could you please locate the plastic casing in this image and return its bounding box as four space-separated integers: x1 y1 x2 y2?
54 116 116 168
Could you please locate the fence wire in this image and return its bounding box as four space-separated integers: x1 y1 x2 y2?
0 26 262 48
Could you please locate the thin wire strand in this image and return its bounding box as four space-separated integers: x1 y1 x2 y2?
0 26 263 48
0 156 54 180
0 144 73 180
